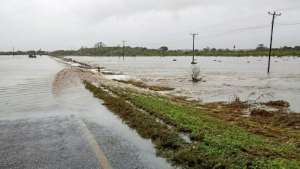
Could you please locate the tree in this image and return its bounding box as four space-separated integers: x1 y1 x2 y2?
294 46 300 50
159 46 168 56
94 42 105 48
203 47 210 52
281 46 292 50
159 46 168 51
256 44 267 50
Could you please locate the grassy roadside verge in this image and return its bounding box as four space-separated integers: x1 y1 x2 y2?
84 82 300 169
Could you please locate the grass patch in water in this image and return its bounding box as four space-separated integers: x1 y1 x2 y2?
115 79 174 91
85 82 300 169
84 82 188 165
114 86 300 168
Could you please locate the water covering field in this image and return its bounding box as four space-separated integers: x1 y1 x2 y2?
70 56 300 112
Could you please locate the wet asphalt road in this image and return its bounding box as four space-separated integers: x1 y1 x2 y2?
0 116 101 169
0 56 174 169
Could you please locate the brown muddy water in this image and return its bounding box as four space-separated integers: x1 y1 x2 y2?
0 55 174 169
69 56 300 112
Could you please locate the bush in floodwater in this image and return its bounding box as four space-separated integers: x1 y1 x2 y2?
191 65 201 82
264 100 290 108
251 109 274 117
228 95 249 109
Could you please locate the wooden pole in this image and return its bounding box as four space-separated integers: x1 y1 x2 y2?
122 40 127 59
191 33 198 64
267 11 281 73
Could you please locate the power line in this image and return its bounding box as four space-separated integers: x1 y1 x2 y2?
198 21 300 40
275 6 300 12
114 19 300 50
278 22 300 27
128 21 300 50
201 24 269 39
157 5 299 40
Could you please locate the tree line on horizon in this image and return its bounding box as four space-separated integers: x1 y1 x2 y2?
1 43 300 57
49 42 300 57
0 50 48 56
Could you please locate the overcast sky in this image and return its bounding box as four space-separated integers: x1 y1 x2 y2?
0 0 300 51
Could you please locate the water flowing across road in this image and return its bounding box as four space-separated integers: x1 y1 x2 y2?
0 55 174 169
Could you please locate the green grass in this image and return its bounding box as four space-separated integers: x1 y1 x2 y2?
122 91 300 169
86 82 300 169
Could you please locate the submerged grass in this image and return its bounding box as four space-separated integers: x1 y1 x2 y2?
126 93 300 168
83 82 188 165
85 82 300 169
115 79 174 91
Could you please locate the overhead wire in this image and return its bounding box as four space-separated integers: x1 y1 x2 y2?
127 6 300 48
199 21 300 40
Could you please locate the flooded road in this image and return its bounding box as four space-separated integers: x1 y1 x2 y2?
70 56 300 112
0 55 174 169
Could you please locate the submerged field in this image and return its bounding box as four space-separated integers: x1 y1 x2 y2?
84 81 300 169
70 56 300 112
60 56 300 168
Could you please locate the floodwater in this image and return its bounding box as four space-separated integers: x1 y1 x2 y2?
70 56 300 112
0 55 174 169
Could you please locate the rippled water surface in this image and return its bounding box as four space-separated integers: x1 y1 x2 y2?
0 55 64 115
0 55 174 169
70 56 300 112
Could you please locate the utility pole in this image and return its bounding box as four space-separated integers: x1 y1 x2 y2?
267 11 281 73
12 47 15 56
190 33 198 64
122 40 127 59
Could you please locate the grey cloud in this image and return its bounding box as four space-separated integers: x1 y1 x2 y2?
0 0 300 51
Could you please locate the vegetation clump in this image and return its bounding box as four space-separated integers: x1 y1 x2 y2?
191 66 202 82
115 80 174 91
251 108 274 117
84 82 186 162
264 100 290 108
229 95 249 109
